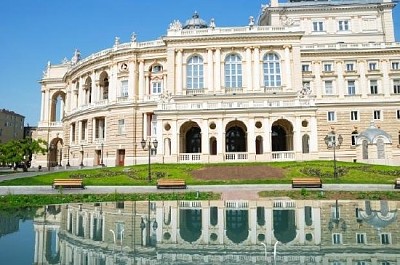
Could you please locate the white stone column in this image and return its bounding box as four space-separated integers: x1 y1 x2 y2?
297 206 305 244
128 60 136 99
202 205 210 244
145 74 150 99
171 120 178 156
157 117 163 155
202 119 209 155
248 118 256 154
313 206 321 244
336 61 345 99
313 62 322 99
249 202 257 244
359 60 367 99
143 113 148 139
310 116 318 152
284 45 292 91
253 47 260 91
381 59 390 97
207 49 214 93
40 91 45 121
263 118 271 154
138 60 145 100
246 47 253 92
217 119 224 156
176 49 183 95
163 73 167 93
294 116 302 153
218 206 224 244
265 207 273 245
45 90 50 124
215 48 221 93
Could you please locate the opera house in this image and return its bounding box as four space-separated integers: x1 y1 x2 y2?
32 0 400 168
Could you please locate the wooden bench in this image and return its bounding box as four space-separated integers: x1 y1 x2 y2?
292 178 322 189
395 178 400 189
52 178 84 189
157 179 187 189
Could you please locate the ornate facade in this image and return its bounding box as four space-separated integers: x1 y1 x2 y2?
32 0 400 168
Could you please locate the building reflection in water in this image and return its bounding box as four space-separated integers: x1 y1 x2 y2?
33 199 400 264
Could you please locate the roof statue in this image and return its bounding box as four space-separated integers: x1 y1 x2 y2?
114 36 120 47
131 32 137 42
248 16 255 28
71 49 81 65
169 20 182 31
209 18 216 29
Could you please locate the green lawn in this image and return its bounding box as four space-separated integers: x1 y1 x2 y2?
1 160 399 186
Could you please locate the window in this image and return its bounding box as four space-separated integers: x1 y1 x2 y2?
71 123 76 142
324 80 333 95
263 53 281 87
356 233 366 244
391 61 399 70
313 21 324 31
351 111 359 121
331 205 340 219
351 131 358 146
332 233 342 244
81 120 87 140
116 222 125 241
152 82 162 94
95 117 105 139
186 55 204 89
225 54 242 88
323 63 333 72
370 80 378 94
120 80 128 97
374 110 381 120
327 111 336 122
393 79 400 94
397 110 400 119
302 64 310 72
380 233 391 245
345 62 355 71
151 65 162 73
118 119 125 135
338 20 350 31
369 61 378 71
347 80 356 95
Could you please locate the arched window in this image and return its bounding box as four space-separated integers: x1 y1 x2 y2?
351 131 358 146
225 54 242 88
186 56 204 89
302 134 310 154
263 53 281 87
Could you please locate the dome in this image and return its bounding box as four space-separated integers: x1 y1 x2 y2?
356 121 392 145
183 12 208 29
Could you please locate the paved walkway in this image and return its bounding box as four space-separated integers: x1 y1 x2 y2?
0 168 398 200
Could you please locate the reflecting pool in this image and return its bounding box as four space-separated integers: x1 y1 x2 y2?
0 199 399 264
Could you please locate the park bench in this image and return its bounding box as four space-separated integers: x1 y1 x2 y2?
52 178 84 189
292 178 322 189
157 179 187 189
395 178 400 189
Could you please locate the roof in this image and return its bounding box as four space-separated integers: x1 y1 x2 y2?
183 12 208 29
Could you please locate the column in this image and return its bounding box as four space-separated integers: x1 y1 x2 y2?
381 59 390 97
263 118 271 154
128 60 136 99
143 113 148 138
145 74 150 99
336 61 345 98
214 48 221 93
176 49 183 95
91 72 97 102
297 206 305 244
284 45 292 91
310 116 318 153
217 119 224 156
202 205 210 244
313 61 322 99
246 47 253 91
249 202 257 244
59 100 64 121
359 60 368 99
207 49 214 93
202 119 209 155
45 90 50 124
40 91 45 121
171 120 178 156
138 60 145 100
248 118 256 154
294 116 302 153
253 47 260 91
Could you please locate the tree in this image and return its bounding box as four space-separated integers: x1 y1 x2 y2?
0 138 47 171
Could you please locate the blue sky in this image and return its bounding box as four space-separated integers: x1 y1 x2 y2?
0 0 399 126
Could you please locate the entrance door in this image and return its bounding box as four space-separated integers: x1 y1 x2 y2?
95 150 101 165
118 149 125 166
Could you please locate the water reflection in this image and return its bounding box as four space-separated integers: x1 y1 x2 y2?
1 199 400 264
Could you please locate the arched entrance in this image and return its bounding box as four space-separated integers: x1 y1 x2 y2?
179 121 201 153
271 119 293 151
225 121 247 152
49 138 63 167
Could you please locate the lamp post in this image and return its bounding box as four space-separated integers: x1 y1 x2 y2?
66 145 70 167
141 138 158 182
47 143 54 171
324 130 343 179
79 145 84 167
100 143 105 166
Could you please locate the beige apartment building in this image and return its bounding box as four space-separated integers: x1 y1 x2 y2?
32 0 400 168
0 109 24 144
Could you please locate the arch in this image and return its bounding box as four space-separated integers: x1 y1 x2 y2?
179 209 202 243
226 209 249 243
49 91 66 123
186 55 204 89
271 119 293 152
179 121 201 153
209 136 217 155
302 134 310 154
256 135 263 154
224 53 242 88
225 121 247 152
48 137 63 167
99 71 109 100
263 52 281 87
84 76 92 104
273 209 296 243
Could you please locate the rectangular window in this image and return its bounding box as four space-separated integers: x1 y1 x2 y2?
152 82 162 94
392 61 400 70
323 63 333 72
370 80 378 94
345 62 355 71
347 80 356 95
380 233 391 245
332 233 342 244
71 123 76 142
313 21 324 32
397 110 400 119
116 222 125 241
351 111 359 121
118 119 125 135
338 20 350 31
81 120 87 140
369 61 378 71
324 80 333 95
95 117 105 139
331 205 340 219
302 64 310 72
374 110 381 120
120 80 128 97
327 111 336 122
356 233 366 244
393 79 400 94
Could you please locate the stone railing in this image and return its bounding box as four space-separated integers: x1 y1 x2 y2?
301 42 400 51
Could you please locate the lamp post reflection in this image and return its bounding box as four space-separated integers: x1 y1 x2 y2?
260 242 267 264
140 201 158 247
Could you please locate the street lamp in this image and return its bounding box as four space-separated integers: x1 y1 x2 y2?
47 143 54 171
324 130 343 179
66 145 70 167
141 138 158 182
100 143 105 167
80 145 84 167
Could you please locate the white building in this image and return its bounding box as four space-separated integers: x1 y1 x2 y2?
33 0 400 168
